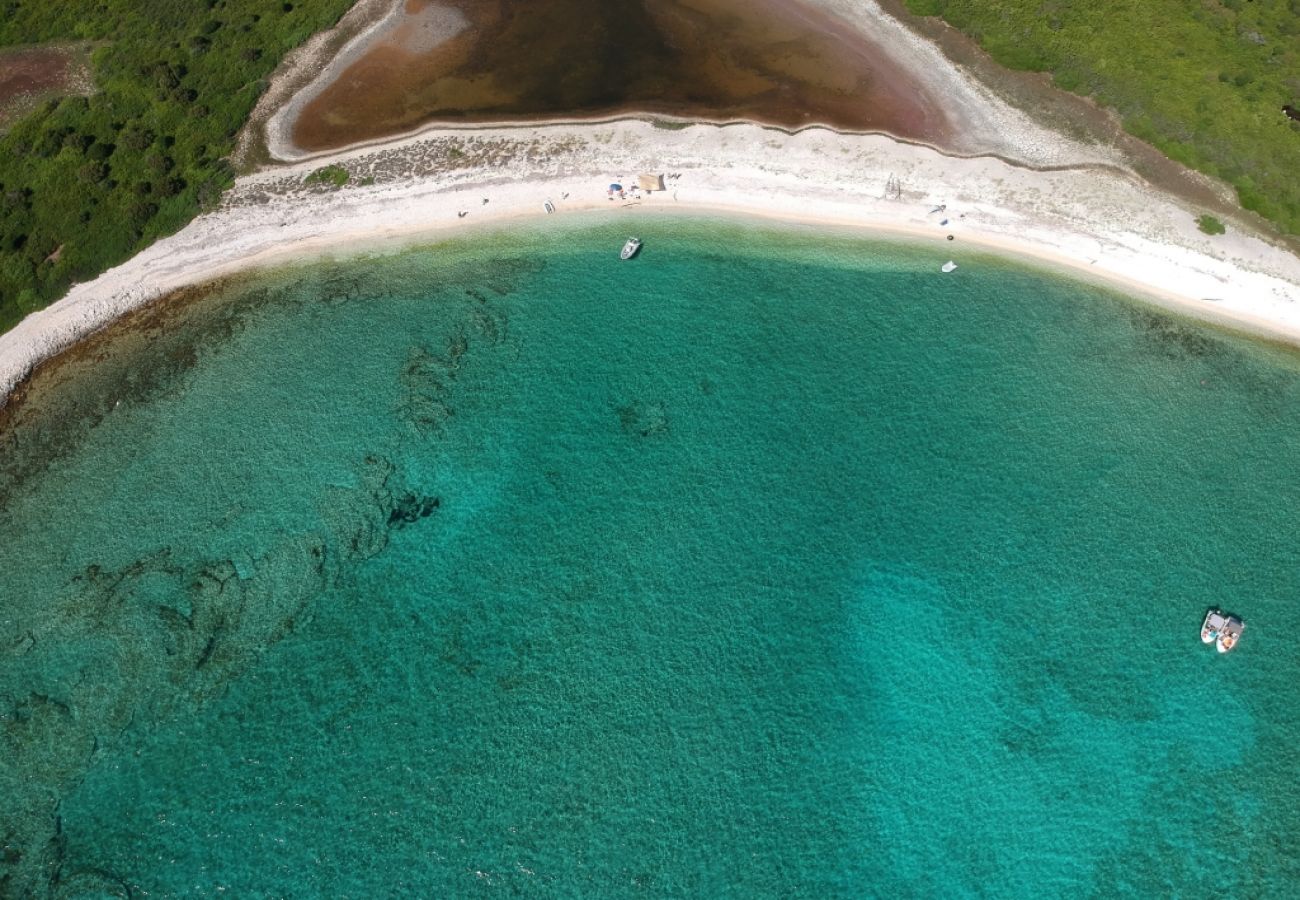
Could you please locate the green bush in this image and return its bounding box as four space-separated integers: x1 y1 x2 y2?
1197 214 1227 235
0 0 355 328
304 163 349 187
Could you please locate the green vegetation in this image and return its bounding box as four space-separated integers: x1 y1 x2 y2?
304 162 349 187
0 0 354 332
1197 214 1228 235
902 0 1300 236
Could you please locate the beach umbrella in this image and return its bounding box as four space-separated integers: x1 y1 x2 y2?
609 183 622 191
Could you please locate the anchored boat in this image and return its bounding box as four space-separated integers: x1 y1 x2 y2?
1201 608 1245 653
621 237 642 260
941 260 957 273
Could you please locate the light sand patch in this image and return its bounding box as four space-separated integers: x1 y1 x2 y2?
390 2 469 53
0 42 97 129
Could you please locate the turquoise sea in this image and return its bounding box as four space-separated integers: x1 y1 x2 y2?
2 216 1300 897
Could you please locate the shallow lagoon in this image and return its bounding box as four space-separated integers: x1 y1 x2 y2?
2 218 1299 896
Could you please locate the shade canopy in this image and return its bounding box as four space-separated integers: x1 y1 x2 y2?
638 174 665 191
609 183 623 190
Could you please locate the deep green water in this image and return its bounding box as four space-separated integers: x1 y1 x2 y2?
3 217 1300 897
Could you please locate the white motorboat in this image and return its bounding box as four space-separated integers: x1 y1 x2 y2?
1201 609 1226 644
621 237 642 260
1201 608 1245 653
543 200 555 214
941 260 957 273
1217 614 1245 653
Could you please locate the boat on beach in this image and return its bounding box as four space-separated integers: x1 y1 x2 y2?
621 237 642 260
1201 608 1245 653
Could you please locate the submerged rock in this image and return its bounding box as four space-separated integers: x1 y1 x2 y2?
388 493 440 528
616 399 670 438
397 345 455 436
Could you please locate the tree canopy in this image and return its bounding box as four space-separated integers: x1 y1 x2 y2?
0 0 354 331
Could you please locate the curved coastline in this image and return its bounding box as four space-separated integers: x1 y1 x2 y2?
2 117 1300 408
10 207 1300 897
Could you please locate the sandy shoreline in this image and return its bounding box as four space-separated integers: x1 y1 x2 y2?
2 115 1299 406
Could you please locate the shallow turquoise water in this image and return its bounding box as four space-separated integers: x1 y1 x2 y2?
3 216 1300 896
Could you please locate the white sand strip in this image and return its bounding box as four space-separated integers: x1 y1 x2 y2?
2 119 1298 406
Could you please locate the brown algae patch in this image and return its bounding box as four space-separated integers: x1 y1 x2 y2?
287 0 952 152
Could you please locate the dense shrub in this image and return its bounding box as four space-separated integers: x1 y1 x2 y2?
304 163 349 187
903 0 1300 237
1197 214 1228 235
